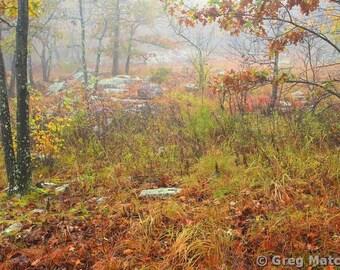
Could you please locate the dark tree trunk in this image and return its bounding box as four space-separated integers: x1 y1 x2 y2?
78 0 88 85
9 54 16 98
0 29 17 195
15 0 32 194
112 0 120 76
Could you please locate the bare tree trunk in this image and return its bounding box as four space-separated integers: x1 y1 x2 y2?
15 0 32 194
268 52 279 112
33 38 53 83
93 19 108 91
69 28 81 63
125 25 134 75
112 0 120 76
0 29 17 195
53 36 60 60
78 0 88 85
41 45 49 82
197 50 205 92
46 43 53 81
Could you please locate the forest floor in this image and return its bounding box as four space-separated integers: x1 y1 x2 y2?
0 73 339 270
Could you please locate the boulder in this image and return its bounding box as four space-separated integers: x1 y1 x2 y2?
98 77 127 89
96 197 106 203
73 71 85 81
48 81 67 94
279 101 292 112
124 103 158 114
35 182 58 188
115 75 132 80
116 75 143 83
133 77 143 83
3 222 23 235
98 75 142 88
137 83 163 100
110 97 140 103
185 83 199 92
30 209 46 214
89 95 101 103
292 91 305 101
55 184 70 193
140 188 181 197
104 88 126 94
143 76 151 82
218 70 227 76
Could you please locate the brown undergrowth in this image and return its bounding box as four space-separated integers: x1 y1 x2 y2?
0 84 339 269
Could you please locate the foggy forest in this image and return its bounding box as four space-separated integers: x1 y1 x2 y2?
0 0 339 269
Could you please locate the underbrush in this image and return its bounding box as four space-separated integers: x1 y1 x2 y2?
0 90 339 269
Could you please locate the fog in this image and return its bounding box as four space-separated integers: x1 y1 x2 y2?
0 0 338 87
2 0 219 82
0 1 339 268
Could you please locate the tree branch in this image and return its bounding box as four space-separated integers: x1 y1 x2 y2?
0 16 14 28
285 79 340 99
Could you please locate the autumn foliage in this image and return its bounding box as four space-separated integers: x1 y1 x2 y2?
0 82 339 269
0 0 339 269
163 0 338 53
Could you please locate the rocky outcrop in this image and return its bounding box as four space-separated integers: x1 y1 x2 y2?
137 83 163 100
47 81 67 94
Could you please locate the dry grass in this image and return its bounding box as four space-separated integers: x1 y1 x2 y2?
0 81 339 269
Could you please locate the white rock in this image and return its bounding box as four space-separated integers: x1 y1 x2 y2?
35 182 57 188
137 83 163 100
104 88 126 94
98 78 127 88
185 83 199 92
3 222 23 235
48 81 67 94
30 209 46 214
55 184 70 193
140 188 181 197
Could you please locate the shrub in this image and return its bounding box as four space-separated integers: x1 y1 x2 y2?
150 67 171 84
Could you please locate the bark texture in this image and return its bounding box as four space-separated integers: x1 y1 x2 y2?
15 0 32 194
0 29 17 195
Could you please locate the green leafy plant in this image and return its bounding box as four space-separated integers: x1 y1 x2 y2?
150 67 172 84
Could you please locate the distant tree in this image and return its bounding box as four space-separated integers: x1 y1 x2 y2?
170 19 219 93
290 32 340 109
112 0 120 76
163 0 340 104
226 20 287 111
30 0 62 83
32 28 53 82
123 0 162 74
93 16 108 91
78 0 88 85
163 0 339 52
